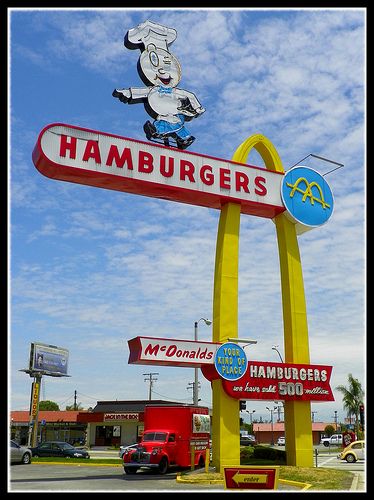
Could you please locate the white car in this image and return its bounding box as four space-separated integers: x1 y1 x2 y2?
119 443 139 458
10 440 32 464
277 436 285 446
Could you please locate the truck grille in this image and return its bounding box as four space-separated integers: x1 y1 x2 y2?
131 451 151 464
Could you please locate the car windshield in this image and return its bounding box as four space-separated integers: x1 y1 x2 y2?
142 432 167 442
59 443 75 450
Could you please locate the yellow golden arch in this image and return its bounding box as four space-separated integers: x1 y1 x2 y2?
211 134 313 471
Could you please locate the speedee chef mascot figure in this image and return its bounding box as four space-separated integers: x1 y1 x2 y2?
112 20 205 150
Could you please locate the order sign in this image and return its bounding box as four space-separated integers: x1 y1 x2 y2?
223 466 280 490
214 342 247 381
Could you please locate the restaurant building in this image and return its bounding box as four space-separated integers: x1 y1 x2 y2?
10 401 333 448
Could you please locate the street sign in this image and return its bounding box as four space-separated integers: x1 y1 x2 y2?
223 465 280 490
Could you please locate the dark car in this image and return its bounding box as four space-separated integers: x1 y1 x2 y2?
10 440 32 464
240 435 257 446
30 441 90 459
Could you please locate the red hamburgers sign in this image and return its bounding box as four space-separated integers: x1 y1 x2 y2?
32 123 286 219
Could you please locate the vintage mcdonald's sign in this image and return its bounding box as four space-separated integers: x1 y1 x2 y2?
281 166 334 233
128 336 221 367
32 123 286 219
129 337 333 402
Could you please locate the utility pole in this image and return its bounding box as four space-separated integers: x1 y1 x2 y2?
143 372 159 400
74 390 77 410
187 381 200 403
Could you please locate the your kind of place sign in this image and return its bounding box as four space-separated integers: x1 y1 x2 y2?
32 123 285 218
128 337 334 402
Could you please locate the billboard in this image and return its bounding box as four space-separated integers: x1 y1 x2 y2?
29 342 69 377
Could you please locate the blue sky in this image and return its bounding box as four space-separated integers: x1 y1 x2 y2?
9 7 366 425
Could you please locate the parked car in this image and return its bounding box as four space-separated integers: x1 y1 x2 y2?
338 440 365 463
119 443 139 458
240 435 257 446
320 434 343 447
277 436 286 446
30 441 90 459
10 440 32 464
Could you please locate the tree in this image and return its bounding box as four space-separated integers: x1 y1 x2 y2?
39 400 60 411
335 374 364 436
323 424 335 436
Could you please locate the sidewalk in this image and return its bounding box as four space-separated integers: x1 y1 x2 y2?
88 447 120 459
350 471 366 491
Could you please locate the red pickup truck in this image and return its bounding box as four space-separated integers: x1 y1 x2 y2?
122 405 210 474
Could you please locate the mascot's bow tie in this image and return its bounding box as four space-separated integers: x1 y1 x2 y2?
158 86 173 95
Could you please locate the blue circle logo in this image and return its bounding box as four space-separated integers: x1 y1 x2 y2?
214 342 247 381
281 167 334 228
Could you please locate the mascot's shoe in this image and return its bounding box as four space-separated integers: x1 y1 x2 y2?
176 136 195 150
143 121 159 140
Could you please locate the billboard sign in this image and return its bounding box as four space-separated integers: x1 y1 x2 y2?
29 342 69 377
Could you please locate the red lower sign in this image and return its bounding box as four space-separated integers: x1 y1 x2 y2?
224 466 279 490
202 360 334 401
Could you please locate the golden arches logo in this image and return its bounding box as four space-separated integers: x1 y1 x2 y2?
286 177 330 210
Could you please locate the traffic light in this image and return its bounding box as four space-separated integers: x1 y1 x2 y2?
359 404 365 430
240 401 246 411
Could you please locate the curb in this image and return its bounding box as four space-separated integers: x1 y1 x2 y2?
31 461 122 467
279 478 312 490
176 473 223 485
176 474 310 490
350 472 359 491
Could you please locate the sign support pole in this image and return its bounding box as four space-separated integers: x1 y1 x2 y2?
212 202 241 473
211 134 313 470
28 374 42 447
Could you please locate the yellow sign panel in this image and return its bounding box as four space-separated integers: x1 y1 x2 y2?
30 381 40 418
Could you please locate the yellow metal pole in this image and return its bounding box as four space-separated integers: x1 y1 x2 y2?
274 213 313 466
211 202 241 473
211 133 313 470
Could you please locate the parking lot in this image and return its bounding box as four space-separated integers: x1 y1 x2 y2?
9 463 223 492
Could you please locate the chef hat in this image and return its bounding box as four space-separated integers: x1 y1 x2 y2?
125 20 177 52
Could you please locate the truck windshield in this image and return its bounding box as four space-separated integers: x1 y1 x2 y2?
142 432 167 442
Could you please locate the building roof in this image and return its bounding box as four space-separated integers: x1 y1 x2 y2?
92 399 191 413
11 410 85 424
252 422 329 432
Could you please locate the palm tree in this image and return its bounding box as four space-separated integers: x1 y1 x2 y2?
335 374 364 436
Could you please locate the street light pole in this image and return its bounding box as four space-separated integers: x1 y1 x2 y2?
246 409 256 424
194 318 211 406
266 406 275 445
272 345 284 363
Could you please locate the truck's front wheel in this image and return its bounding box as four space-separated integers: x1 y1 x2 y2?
158 457 168 474
124 467 138 474
323 442 329 447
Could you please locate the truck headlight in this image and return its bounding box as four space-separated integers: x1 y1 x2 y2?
151 447 162 455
